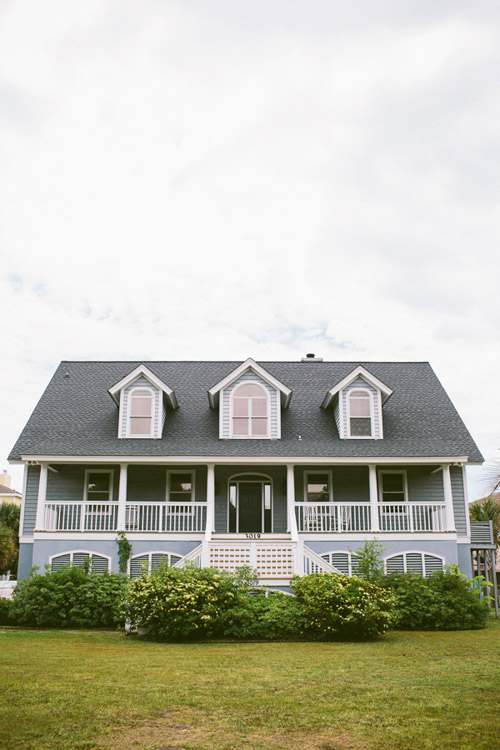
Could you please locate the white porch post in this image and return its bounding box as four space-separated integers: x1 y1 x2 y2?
117 463 128 531
369 464 380 532
286 464 298 541
34 463 48 531
205 463 215 541
442 464 455 531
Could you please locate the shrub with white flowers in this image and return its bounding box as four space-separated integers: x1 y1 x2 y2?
292 573 395 639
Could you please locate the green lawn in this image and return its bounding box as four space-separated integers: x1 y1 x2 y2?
1 622 499 750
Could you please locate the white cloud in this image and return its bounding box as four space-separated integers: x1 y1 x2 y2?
1 1 499 497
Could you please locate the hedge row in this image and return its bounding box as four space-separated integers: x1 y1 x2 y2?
0 563 491 638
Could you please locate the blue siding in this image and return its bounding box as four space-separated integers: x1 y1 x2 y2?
451 465 467 535
23 465 40 535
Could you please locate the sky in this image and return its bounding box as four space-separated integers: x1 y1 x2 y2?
1 0 499 498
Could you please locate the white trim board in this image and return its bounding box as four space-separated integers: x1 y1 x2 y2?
208 358 292 408
21 454 471 465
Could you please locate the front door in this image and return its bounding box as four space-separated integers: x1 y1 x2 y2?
238 482 262 533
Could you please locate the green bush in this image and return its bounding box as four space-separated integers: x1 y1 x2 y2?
384 566 490 630
10 566 129 628
221 591 307 640
0 597 14 625
123 565 246 640
292 573 394 639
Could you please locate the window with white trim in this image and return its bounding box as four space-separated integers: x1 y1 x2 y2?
167 471 195 502
379 471 407 503
347 389 373 437
128 387 154 437
385 552 444 577
129 552 182 577
50 551 110 574
84 470 113 502
304 472 332 502
231 382 269 438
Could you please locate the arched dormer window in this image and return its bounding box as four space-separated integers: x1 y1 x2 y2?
128 387 154 437
231 382 269 438
347 388 373 437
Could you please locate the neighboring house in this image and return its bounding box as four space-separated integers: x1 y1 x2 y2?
0 471 22 507
8 357 484 587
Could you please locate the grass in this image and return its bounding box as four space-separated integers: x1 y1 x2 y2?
1 622 499 750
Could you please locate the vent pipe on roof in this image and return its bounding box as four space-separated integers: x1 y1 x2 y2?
301 353 323 362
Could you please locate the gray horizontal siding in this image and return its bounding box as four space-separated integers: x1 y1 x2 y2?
451 465 467 535
46 465 119 503
127 465 207 502
23 465 40 535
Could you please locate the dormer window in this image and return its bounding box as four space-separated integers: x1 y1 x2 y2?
108 364 178 440
348 389 373 437
232 383 269 438
129 387 154 437
321 365 392 441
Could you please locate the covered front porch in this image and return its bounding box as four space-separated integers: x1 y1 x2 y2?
35 459 458 537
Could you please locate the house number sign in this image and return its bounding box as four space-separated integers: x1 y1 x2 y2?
245 533 261 539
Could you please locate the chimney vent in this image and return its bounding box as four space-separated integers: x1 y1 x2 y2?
301 353 323 362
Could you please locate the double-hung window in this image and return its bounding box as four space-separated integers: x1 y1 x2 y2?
128 387 154 437
347 389 372 437
231 383 269 437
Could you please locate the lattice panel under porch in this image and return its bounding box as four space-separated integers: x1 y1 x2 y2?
209 546 252 571
255 546 294 577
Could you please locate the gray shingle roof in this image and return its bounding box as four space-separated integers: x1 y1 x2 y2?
8 360 483 462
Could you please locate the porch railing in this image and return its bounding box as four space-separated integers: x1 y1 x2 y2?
295 502 447 532
44 503 119 531
295 503 371 532
379 503 446 532
125 502 207 532
43 502 207 532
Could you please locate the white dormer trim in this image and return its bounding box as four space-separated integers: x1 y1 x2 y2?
321 365 393 410
208 357 292 408
108 364 178 409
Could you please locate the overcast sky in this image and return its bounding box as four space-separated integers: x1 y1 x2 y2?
1 1 499 497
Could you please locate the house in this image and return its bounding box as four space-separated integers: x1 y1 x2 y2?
8 356 484 587
0 471 22 507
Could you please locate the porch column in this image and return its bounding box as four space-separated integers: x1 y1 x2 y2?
286 464 298 541
368 464 380 532
205 463 215 541
442 464 455 531
34 462 48 531
116 463 128 531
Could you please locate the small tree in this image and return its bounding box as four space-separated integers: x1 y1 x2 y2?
352 539 385 581
469 495 500 549
0 503 21 576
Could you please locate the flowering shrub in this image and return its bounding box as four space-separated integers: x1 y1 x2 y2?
10 566 128 628
384 566 490 630
123 565 246 640
292 573 394 639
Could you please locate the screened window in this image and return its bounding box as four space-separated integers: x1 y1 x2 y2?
85 471 113 502
167 472 194 502
129 388 154 436
348 389 372 437
305 473 331 502
231 383 269 438
379 472 407 503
